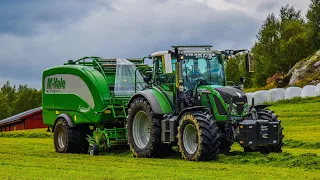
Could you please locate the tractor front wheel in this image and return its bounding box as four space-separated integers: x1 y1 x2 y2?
178 112 220 161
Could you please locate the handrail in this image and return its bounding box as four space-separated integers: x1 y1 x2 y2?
73 56 109 85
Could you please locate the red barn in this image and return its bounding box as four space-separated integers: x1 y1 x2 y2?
0 107 46 132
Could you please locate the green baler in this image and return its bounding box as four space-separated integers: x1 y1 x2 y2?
43 46 284 161
43 57 151 153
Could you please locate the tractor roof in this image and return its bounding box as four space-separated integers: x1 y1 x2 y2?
150 45 221 58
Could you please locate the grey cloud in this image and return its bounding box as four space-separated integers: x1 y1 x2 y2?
256 1 278 12
223 0 245 5
0 0 113 36
0 0 286 88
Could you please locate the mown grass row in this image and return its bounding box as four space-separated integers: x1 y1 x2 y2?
269 97 320 143
1 137 319 170
0 128 52 138
285 139 320 149
0 137 319 180
0 97 319 179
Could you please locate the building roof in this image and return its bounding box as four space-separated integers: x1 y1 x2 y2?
0 107 42 126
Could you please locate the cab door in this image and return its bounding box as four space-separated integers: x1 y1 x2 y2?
153 55 176 107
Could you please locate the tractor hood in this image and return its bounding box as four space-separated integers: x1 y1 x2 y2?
214 86 247 104
198 85 248 115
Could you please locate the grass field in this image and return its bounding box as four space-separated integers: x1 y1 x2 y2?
0 97 320 179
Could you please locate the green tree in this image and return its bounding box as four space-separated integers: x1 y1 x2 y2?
225 54 253 88
251 4 312 87
12 85 42 115
252 13 280 86
225 57 241 85
0 91 10 120
1 81 16 114
0 81 42 119
307 0 320 50
279 5 311 72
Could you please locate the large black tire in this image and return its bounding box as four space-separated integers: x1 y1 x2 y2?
219 130 234 154
178 112 220 161
244 109 284 153
127 97 171 158
54 118 89 153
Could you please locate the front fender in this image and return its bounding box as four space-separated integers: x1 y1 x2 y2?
128 89 173 114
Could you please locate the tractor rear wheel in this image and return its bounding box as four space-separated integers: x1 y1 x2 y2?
178 112 220 161
127 97 171 158
54 118 89 154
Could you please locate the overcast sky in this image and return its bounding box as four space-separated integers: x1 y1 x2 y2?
0 0 311 89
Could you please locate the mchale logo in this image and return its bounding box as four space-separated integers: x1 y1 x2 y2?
47 77 66 89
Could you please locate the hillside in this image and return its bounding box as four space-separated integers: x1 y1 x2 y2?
279 50 320 87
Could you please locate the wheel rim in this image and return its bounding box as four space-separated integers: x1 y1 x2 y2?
132 110 150 149
57 127 66 149
183 124 198 154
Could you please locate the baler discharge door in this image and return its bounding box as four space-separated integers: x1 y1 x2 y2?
114 59 147 96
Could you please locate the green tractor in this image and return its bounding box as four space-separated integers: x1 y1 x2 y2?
42 45 283 161
126 45 283 160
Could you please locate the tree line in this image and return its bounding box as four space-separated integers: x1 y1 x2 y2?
0 81 42 120
226 0 320 88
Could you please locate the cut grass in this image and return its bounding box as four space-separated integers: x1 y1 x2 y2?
269 98 320 143
0 97 320 179
0 138 319 180
0 128 52 138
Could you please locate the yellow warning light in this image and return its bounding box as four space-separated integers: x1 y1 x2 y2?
55 111 60 115
105 110 111 114
239 125 243 129
74 115 77 121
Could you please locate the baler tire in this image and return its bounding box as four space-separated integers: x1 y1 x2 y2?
127 97 168 158
89 144 99 155
54 118 89 154
178 111 220 161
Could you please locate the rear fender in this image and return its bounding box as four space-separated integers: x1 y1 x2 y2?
52 113 75 132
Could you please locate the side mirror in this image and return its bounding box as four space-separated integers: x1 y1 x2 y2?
245 53 254 72
163 53 173 73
